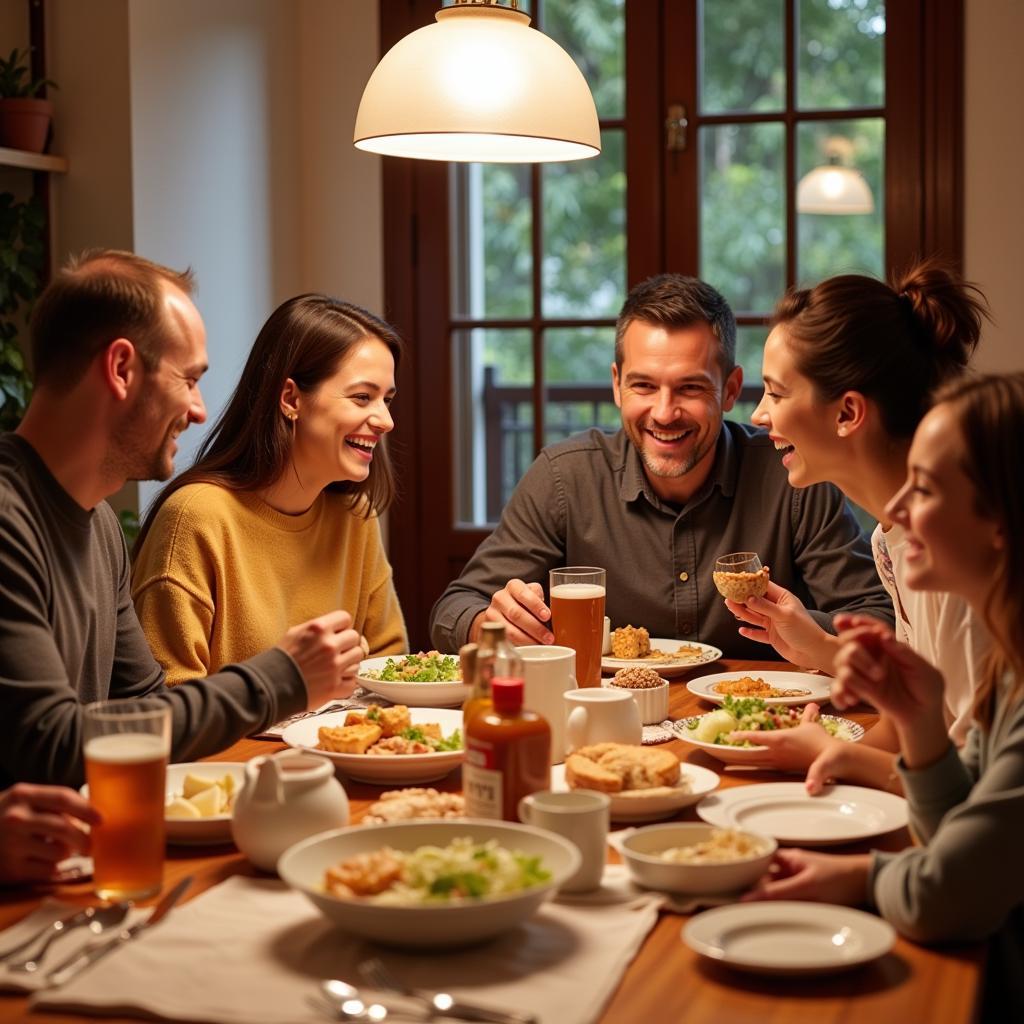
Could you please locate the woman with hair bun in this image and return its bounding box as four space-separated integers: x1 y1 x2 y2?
727 258 991 790
132 294 407 686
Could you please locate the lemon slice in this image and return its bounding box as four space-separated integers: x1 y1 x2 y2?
166 795 202 819
189 783 226 817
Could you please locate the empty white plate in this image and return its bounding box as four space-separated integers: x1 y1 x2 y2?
697 783 907 845
683 901 896 975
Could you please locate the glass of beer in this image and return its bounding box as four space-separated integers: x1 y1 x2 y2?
83 698 171 901
549 567 606 687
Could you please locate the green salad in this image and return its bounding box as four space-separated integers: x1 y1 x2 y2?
363 651 461 683
686 696 851 747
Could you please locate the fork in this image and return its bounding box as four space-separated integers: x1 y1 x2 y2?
358 957 537 1024
7 901 133 974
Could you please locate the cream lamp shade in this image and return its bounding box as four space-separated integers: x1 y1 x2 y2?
354 0 601 163
796 137 874 215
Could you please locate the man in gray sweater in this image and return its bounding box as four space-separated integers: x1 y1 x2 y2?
0 250 364 792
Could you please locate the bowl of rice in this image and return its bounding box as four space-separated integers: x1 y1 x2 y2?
619 822 776 894
278 819 580 947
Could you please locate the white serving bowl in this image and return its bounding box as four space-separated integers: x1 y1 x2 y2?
619 822 776 895
357 655 470 708
278 819 580 948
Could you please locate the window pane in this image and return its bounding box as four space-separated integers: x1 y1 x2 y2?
700 0 785 114
797 118 884 284
798 0 885 110
452 328 534 527
449 164 532 319
700 122 786 313
543 327 617 446
734 324 770 386
542 0 625 120
542 129 625 319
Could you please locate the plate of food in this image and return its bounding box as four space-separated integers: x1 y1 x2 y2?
601 626 722 679
687 670 833 707
674 697 863 766
278 820 579 948
358 652 469 707
282 705 464 784
696 783 908 845
550 742 719 822
683 901 896 975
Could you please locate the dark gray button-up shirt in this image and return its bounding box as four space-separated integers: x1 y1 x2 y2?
430 423 894 658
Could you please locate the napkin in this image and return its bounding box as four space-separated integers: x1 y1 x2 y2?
34 872 661 1024
0 900 150 994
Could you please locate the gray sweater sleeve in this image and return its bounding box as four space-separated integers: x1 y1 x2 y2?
869 703 1024 943
429 452 566 651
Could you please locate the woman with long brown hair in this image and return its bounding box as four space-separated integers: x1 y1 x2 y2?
726 258 990 790
132 294 407 685
748 372 1024 1020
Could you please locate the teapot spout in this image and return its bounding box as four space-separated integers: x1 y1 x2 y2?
250 755 283 805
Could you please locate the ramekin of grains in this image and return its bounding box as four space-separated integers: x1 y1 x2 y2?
610 666 669 724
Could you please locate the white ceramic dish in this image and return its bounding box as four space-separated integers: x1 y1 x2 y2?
686 670 833 707
278 820 580 948
85 762 247 846
673 713 864 766
282 708 464 784
357 655 470 708
550 761 719 823
603 677 669 724
683 901 896 975
601 639 723 679
697 783 908 845
620 823 775 895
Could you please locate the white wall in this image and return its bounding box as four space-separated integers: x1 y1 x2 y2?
964 0 1024 372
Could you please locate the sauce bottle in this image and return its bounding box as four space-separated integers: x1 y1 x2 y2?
463 677 551 822
462 622 523 728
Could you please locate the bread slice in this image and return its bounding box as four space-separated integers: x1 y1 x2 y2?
565 751 625 793
566 742 680 792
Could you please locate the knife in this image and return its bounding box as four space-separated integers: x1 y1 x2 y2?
44 875 193 987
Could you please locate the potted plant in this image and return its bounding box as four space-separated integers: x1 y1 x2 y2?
0 48 56 153
0 191 44 432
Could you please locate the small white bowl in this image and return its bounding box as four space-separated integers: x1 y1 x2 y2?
607 678 669 724
278 819 580 948
620 822 776 895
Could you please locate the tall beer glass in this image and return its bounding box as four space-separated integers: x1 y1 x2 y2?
549 567 606 687
83 698 170 901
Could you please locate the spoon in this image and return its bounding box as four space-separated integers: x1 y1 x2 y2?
8 901 133 974
319 980 391 1021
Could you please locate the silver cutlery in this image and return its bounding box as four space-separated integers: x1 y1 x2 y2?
318 980 395 1021
359 957 538 1024
44 875 192 987
1 907 94 966
7 900 132 973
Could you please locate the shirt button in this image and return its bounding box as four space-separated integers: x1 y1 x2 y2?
679 572 689 582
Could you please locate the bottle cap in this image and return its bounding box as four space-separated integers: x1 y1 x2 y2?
491 676 524 713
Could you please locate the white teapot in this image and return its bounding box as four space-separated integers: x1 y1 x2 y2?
231 749 349 872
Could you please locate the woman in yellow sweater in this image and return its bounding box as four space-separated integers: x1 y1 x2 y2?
132 294 408 685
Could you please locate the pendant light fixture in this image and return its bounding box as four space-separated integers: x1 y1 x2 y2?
797 136 874 215
353 0 601 164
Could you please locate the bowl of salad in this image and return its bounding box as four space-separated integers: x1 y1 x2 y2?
674 696 864 766
358 652 470 708
278 820 580 947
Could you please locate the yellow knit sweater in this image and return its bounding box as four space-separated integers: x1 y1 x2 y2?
132 483 407 685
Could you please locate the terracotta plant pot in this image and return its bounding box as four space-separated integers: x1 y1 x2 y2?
0 97 53 153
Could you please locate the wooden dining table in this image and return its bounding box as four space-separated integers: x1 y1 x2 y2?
0 659 985 1024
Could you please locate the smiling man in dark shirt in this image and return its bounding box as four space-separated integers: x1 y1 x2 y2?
430 274 893 659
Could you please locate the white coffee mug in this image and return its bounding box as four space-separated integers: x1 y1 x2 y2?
518 789 610 892
564 688 642 751
519 645 578 765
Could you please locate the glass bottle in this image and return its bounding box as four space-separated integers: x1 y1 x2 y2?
463 677 551 822
462 621 523 728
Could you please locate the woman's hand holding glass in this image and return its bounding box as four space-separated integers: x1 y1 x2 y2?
726 580 839 674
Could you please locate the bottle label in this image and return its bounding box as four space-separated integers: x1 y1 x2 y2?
464 742 503 819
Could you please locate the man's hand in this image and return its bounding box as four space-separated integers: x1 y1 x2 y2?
278 610 364 707
471 580 553 646
0 783 99 884
725 581 838 673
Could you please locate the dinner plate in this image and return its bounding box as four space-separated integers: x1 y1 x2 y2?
550 761 719 822
282 707 464 784
682 901 896 975
673 713 864 766
696 783 908 845
357 654 470 708
601 639 723 679
687 670 832 707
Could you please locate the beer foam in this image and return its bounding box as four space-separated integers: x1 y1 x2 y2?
550 583 606 600
85 732 168 764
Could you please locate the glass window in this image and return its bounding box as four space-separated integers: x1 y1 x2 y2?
798 0 885 110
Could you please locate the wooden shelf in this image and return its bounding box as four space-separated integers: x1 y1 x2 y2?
0 146 68 173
